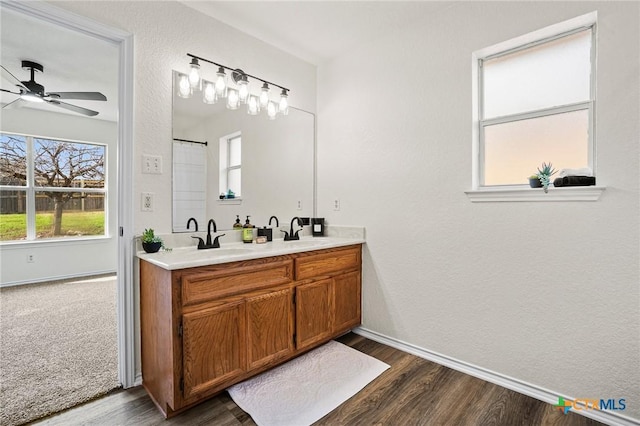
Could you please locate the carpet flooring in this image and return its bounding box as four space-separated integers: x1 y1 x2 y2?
0 275 120 426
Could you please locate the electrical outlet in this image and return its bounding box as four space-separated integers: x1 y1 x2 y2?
297 200 302 210
333 199 340 211
142 192 154 211
142 154 162 174
26 254 35 263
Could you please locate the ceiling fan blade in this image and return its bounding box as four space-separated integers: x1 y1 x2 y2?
1 65 28 90
46 99 99 117
47 91 107 101
3 98 26 109
1 88 21 95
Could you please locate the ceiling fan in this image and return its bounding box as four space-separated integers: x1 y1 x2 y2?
1 60 107 117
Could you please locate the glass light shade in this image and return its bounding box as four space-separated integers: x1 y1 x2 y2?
259 83 270 108
267 101 277 120
202 81 216 104
247 95 260 115
215 67 227 96
237 76 250 103
188 58 201 90
226 89 240 110
177 74 191 98
279 90 289 115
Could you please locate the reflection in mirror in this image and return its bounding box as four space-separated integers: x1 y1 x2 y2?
172 71 314 232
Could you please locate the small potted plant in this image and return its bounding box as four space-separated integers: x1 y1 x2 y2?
528 174 543 188
534 162 557 193
141 228 164 253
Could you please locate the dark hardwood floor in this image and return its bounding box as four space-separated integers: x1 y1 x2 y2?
34 333 603 426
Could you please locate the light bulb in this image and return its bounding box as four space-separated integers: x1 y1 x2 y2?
237 76 250 104
259 83 270 108
278 89 289 116
188 58 201 90
267 101 277 120
203 81 216 104
215 67 227 96
226 89 240 110
247 95 259 115
20 92 44 103
177 74 191 98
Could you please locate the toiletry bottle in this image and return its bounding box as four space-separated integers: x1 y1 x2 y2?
233 215 242 229
242 216 253 243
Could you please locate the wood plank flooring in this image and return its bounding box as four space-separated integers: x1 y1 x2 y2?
34 333 603 426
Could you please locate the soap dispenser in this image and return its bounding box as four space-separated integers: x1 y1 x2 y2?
242 216 254 243
233 215 242 229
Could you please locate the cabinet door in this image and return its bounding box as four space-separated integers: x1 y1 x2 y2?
246 288 294 370
295 279 333 350
333 271 361 333
182 301 246 399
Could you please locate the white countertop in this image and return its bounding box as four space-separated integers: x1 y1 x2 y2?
137 236 365 270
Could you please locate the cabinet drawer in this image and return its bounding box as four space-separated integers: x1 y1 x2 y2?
295 246 361 281
181 259 293 306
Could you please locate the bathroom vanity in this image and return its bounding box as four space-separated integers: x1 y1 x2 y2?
138 238 363 417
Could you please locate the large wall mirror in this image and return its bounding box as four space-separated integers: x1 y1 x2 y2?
172 70 315 232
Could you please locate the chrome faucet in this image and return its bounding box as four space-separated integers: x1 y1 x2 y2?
282 216 303 241
186 217 198 232
191 219 225 249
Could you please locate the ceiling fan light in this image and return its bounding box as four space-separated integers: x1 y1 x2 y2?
20 92 44 103
202 81 216 104
177 73 191 98
188 57 201 90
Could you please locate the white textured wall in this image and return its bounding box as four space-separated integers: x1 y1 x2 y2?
0 108 118 285
317 1 639 421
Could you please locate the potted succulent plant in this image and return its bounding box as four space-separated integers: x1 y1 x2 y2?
532 162 557 193
141 228 164 253
528 174 543 188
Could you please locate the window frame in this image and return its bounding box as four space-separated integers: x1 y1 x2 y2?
0 132 108 242
471 12 599 194
218 131 242 198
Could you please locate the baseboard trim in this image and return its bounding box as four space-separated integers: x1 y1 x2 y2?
0 270 117 288
353 327 638 426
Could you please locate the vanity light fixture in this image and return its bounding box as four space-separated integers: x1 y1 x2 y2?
279 89 289 116
259 82 270 108
188 57 201 90
215 67 227 96
202 80 216 104
247 95 260 115
183 53 290 118
177 73 191 98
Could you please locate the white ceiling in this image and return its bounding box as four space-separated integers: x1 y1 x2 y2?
180 1 452 65
0 7 119 122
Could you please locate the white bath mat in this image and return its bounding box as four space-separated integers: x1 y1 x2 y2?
227 340 390 426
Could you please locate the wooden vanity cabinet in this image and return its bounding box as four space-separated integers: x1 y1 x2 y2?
140 244 361 418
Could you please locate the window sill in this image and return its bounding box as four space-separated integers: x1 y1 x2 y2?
217 197 243 205
465 186 606 202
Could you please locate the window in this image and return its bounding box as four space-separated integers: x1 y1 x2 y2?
473 14 596 188
0 133 107 241
219 132 241 197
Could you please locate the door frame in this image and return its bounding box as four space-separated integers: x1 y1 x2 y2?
3 0 136 387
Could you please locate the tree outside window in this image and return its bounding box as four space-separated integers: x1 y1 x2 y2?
0 133 106 241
